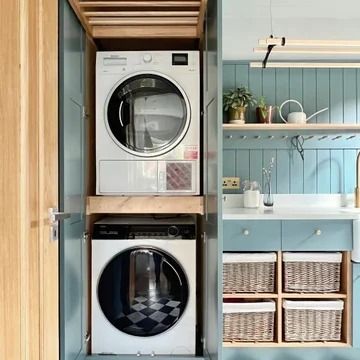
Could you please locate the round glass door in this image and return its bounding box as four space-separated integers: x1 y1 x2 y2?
106 73 190 157
97 247 189 337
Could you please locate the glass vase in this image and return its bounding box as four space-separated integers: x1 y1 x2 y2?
263 181 274 207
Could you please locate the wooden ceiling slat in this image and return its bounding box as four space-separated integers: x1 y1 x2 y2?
197 0 207 37
89 17 198 25
79 1 201 8
84 10 199 17
92 25 198 38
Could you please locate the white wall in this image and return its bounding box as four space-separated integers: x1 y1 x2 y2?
223 0 360 60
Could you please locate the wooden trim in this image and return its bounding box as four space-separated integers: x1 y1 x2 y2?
86 196 204 215
68 0 93 36
39 0 59 358
223 294 278 299
84 10 200 17
197 0 207 37
0 0 22 357
89 17 198 25
79 1 201 8
92 25 198 38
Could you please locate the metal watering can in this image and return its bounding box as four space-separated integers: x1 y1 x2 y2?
279 99 328 124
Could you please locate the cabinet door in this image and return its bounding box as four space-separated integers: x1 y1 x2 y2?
282 220 352 251
59 2 87 360
202 0 222 359
223 220 281 251
353 264 360 347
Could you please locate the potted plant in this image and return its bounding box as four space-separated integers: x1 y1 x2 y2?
223 86 256 124
256 96 276 124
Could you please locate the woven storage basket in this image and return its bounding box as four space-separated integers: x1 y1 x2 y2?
283 300 344 342
223 253 276 293
283 252 342 293
223 301 276 342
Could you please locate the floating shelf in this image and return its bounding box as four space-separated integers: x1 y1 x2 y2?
223 293 278 299
223 123 360 131
68 0 206 39
86 196 204 215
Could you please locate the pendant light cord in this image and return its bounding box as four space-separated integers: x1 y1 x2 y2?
269 0 274 36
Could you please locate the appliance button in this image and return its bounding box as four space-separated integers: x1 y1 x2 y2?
143 54 152 63
168 226 179 237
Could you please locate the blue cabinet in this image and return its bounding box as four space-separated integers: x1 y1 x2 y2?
353 263 360 348
282 220 353 251
223 220 281 251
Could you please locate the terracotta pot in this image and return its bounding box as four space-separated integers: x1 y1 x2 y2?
229 106 246 123
256 106 276 123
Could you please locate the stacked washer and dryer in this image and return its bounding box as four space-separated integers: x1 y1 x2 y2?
92 51 200 356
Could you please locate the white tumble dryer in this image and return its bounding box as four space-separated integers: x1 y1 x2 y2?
91 216 196 355
96 51 200 195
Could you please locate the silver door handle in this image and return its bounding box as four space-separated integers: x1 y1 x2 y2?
48 208 71 241
48 208 71 224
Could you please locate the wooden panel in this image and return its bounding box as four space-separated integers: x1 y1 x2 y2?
87 196 204 214
92 25 197 38
84 10 200 16
79 1 201 7
39 0 59 358
89 16 198 25
0 0 21 358
222 123 360 130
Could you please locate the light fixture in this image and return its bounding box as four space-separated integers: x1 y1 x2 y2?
258 38 360 47
254 46 360 55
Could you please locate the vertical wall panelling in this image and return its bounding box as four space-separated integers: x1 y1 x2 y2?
276 150 290 194
303 69 316 122
289 68 303 113
330 69 344 124
344 69 357 124
223 62 360 195
316 69 330 123
303 150 317 194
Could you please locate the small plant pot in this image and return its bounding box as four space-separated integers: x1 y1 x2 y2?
256 106 276 124
229 106 246 124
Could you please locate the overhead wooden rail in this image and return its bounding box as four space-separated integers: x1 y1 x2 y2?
68 0 206 39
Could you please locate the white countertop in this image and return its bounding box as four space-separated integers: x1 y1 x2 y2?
223 194 360 220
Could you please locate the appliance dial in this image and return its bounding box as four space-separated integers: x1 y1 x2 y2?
143 54 152 63
168 226 179 237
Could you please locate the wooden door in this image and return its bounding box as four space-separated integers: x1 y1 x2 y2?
0 0 59 359
202 0 222 359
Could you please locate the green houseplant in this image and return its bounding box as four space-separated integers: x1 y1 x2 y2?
223 86 256 123
256 96 276 124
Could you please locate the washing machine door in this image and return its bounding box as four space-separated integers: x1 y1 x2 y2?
97 246 189 337
105 72 191 157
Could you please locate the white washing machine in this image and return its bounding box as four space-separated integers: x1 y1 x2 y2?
91 216 196 355
96 51 200 195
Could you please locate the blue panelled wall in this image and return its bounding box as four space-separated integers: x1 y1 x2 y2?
223 62 360 194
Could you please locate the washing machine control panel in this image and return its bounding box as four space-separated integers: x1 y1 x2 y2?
143 53 152 63
93 217 196 240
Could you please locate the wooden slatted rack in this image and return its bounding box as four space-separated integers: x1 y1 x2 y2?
68 0 207 38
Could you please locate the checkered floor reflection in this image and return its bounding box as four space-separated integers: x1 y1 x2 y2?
114 295 182 336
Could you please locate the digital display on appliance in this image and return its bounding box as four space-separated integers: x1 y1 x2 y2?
172 53 188 65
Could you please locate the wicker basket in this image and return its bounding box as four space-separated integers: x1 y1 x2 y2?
283 252 342 293
223 253 276 293
283 300 344 342
223 301 276 342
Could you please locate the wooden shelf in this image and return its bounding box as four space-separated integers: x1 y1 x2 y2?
68 0 206 39
223 341 350 348
222 252 352 348
223 293 278 299
223 123 360 131
86 195 204 215
281 293 347 299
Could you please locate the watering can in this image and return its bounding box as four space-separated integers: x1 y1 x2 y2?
279 99 328 124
